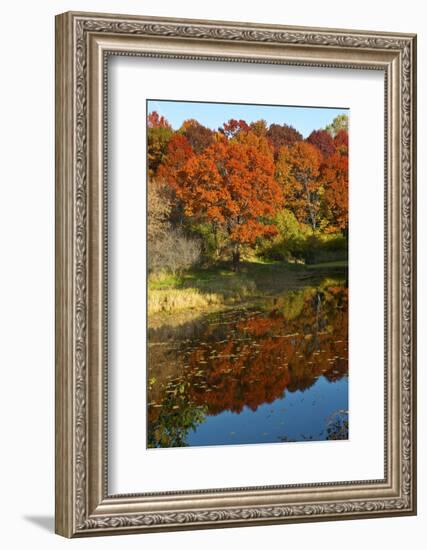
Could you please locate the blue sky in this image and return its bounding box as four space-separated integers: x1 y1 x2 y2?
147 99 348 138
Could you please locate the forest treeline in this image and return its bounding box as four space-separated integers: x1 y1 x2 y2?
147 111 348 274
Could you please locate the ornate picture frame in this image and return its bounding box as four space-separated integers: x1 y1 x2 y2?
55 11 416 537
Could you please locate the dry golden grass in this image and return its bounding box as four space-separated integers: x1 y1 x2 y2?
148 288 222 315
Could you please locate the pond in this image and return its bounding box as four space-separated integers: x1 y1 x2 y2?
147 279 348 448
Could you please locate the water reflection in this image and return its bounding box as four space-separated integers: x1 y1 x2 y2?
147 280 348 448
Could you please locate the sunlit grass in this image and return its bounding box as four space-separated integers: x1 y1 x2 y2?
148 271 183 289
148 288 222 315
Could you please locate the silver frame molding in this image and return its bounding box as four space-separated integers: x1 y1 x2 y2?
55 11 417 538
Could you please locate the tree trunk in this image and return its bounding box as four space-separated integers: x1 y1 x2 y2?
302 175 317 231
232 247 240 271
342 226 349 241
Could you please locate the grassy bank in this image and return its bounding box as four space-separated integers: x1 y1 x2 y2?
148 259 347 316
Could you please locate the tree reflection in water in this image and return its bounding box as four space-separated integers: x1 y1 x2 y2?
147 280 348 448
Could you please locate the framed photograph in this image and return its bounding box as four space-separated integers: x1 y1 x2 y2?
55 11 417 537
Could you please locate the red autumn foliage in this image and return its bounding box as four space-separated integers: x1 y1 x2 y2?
266 123 303 157
306 129 336 158
220 118 250 139
157 133 194 185
181 119 215 154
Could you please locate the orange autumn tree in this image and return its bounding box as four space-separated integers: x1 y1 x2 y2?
275 141 322 230
320 152 349 234
157 133 194 223
167 135 282 268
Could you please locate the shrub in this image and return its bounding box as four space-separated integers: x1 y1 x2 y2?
188 222 223 262
147 178 171 242
301 234 347 264
257 209 310 262
258 209 348 264
148 228 201 275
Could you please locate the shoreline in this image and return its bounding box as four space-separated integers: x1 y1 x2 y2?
148 260 348 328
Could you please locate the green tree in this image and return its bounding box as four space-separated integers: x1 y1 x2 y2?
147 111 173 177
325 114 349 137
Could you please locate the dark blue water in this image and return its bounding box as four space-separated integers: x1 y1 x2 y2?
147 281 348 448
187 376 348 446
